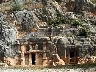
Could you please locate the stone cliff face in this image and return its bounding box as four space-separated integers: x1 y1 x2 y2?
0 13 18 58
0 0 96 64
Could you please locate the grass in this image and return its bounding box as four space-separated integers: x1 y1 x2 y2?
46 63 96 69
0 65 44 70
0 63 96 70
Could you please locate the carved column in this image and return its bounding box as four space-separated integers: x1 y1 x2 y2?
29 53 32 66
43 42 48 66
36 53 38 65
65 48 66 63
21 53 25 66
43 42 46 51
20 44 25 65
21 44 26 53
43 42 47 59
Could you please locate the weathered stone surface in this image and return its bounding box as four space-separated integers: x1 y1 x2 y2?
0 0 96 66
0 13 18 58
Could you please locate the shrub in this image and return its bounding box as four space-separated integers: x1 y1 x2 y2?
12 0 22 11
46 63 96 69
60 18 70 24
48 19 60 26
48 18 70 26
71 19 82 26
79 27 90 37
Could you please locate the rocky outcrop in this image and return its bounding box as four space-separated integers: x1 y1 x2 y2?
0 0 96 66
63 0 95 12
0 13 18 58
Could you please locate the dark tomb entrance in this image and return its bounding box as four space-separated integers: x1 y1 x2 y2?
32 53 36 65
70 52 75 63
69 51 78 64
